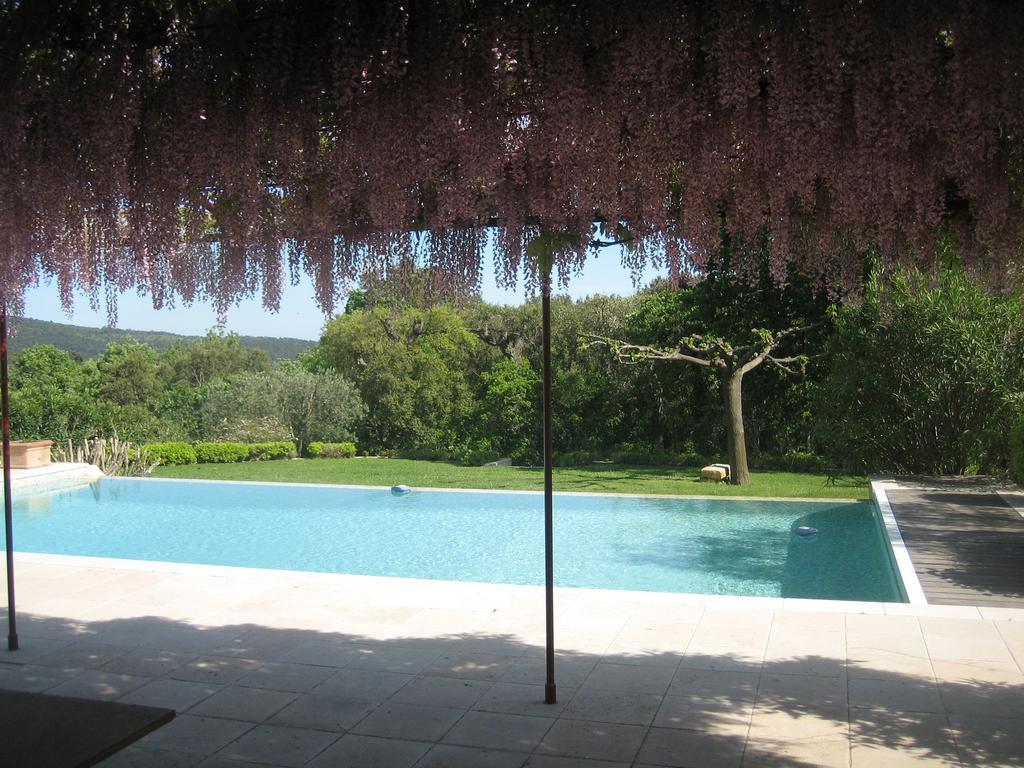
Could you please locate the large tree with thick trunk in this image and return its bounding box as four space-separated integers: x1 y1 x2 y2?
602 324 817 486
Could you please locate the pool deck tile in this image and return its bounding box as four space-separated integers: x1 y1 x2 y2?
417 743 530 768
1 553 1023 767
305 734 430 768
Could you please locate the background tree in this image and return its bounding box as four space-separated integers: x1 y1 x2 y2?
815 265 1024 474
200 364 366 453
96 342 162 406
467 293 644 462
8 343 171 443
160 331 271 388
477 359 540 463
319 305 492 458
594 245 833 485
9 345 97 442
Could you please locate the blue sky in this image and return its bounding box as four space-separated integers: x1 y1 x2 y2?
21 246 665 341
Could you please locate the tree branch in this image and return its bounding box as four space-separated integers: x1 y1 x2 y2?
378 316 401 342
738 348 773 375
765 356 803 375
585 334 712 367
469 326 523 358
770 321 825 344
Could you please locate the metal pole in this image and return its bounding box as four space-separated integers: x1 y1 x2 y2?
2 307 18 651
541 271 556 704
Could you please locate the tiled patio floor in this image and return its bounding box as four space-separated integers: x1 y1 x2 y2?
2 553 1023 767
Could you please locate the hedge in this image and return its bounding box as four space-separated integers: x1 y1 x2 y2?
247 441 296 460
142 442 197 466
194 442 251 463
307 441 357 458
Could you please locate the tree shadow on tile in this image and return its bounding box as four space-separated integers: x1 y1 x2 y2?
2 612 1021 767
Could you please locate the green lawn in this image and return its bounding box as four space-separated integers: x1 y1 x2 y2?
153 457 868 499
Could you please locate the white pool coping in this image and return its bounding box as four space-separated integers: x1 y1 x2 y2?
7 462 103 495
132 474 864 503
14 550 1023 621
870 478 928 605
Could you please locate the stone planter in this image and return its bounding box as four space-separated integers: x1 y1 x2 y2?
6 440 54 469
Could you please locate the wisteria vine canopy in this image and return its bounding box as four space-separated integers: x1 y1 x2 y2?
1 0 1022 318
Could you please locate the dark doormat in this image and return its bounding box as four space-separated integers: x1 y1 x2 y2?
0 688 174 767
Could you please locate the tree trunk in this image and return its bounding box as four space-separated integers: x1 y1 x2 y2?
724 369 750 485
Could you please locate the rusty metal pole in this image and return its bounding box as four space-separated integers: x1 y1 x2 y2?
2 306 18 651
541 269 556 704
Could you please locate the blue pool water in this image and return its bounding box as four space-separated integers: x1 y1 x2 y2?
14 478 905 601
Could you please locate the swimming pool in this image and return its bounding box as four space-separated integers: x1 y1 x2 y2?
13 478 906 601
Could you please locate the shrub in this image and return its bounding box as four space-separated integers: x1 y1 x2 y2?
247 441 296 461
55 437 160 477
142 442 197 466
669 451 710 468
395 446 455 462
607 449 714 467
458 441 501 467
749 451 827 473
815 267 1024 475
1010 419 1024 485
553 450 592 467
194 441 250 463
307 441 357 459
609 448 659 465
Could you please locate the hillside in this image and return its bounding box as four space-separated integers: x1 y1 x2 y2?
9 317 315 361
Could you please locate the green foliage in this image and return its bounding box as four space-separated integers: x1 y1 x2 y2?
478 359 540 463
86 402 174 444
607 447 710 467
9 345 99 442
247 441 297 460
194 442 251 463
553 450 593 467
622 247 834 461
319 305 482 458
748 451 827 473
815 267 1024 474
307 441 357 458
96 342 161 406
151 383 203 440
1009 418 1024 484
13 258 1017 481
200 364 365 453
142 442 198 466
160 330 271 388
147 441 294 464
456 442 502 466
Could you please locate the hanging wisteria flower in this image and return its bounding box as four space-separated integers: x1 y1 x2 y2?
0 0 1021 319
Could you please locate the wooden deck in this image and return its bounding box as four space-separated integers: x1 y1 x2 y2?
887 489 1024 607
